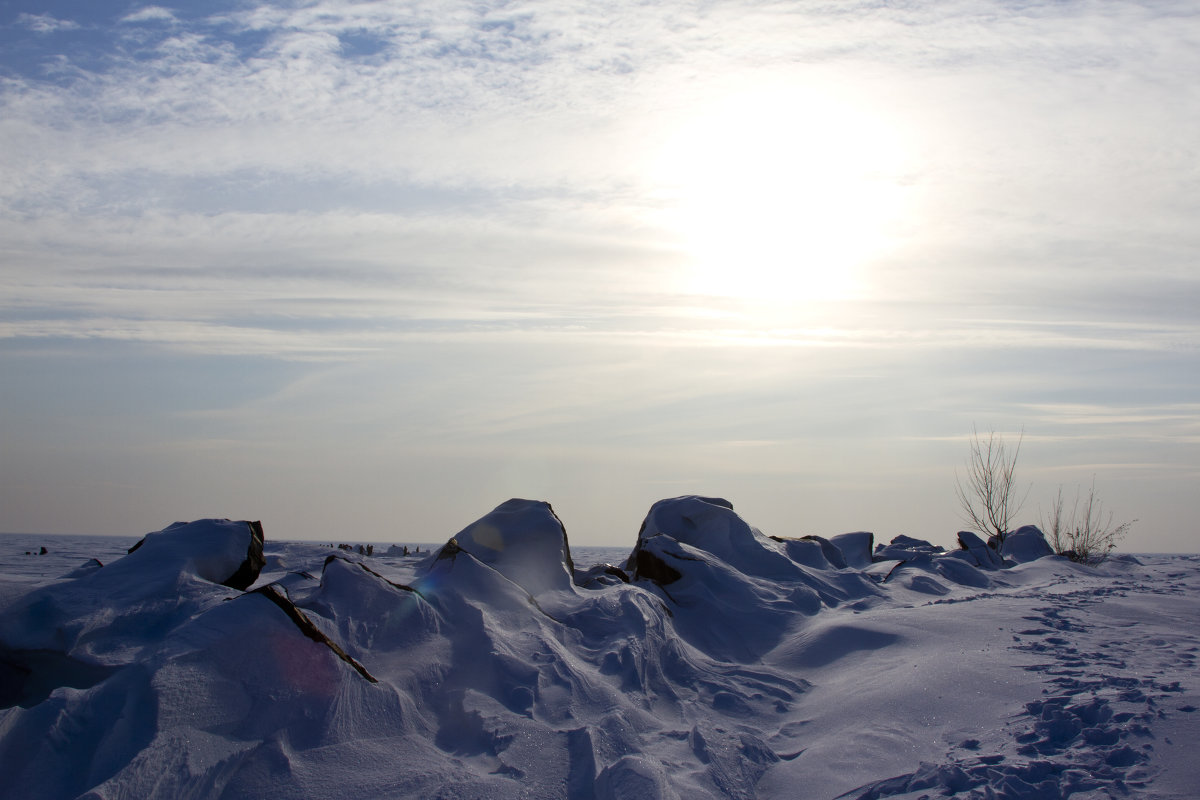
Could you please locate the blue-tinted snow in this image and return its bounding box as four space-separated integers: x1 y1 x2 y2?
1 499 1197 799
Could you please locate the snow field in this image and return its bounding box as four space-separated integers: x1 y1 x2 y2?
1 498 1196 799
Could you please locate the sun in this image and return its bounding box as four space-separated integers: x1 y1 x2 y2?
648 80 912 308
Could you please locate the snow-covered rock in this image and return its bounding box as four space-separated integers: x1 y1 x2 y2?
632 496 747 557
874 534 944 562
575 562 631 588
956 530 1005 569
124 518 266 590
830 531 875 568
595 754 681 800
629 495 796 580
445 498 575 595
625 497 882 661
0 518 266 659
62 557 104 578
772 535 848 570
999 524 1056 563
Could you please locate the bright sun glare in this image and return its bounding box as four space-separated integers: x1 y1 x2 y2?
650 81 912 307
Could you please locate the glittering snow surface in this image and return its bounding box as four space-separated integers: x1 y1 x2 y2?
1 497 1197 799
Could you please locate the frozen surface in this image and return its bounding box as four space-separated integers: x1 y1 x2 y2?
1 498 1197 799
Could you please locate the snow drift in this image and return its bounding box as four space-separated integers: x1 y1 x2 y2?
1 498 1196 799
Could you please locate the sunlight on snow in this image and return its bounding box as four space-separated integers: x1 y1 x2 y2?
648 79 914 312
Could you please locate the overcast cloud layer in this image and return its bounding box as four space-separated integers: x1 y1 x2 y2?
2 0 1198 549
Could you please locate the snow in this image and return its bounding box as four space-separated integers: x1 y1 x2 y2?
1 498 1197 799
1001 525 1057 564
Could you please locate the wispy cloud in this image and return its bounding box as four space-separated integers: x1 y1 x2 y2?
15 13 80 34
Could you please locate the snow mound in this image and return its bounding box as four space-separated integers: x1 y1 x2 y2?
0 504 1187 800
0 518 265 660
625 497 888 660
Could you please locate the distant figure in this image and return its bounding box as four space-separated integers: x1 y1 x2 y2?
366 544 374 556
39 547 48 555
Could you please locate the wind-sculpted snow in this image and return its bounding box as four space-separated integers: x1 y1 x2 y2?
0 498 1196 799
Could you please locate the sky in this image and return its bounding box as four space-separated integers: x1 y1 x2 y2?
1 0 1198 551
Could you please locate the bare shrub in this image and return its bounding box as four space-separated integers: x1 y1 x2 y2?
1042 479 1134 565
955 426 1029 545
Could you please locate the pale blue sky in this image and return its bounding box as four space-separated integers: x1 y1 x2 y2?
2 0 1197 550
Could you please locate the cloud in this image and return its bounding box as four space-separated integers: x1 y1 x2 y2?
15 13 80 34
2 0 1199 363
1017 403 1200 439
119 7 179 25
5 1 1197 196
